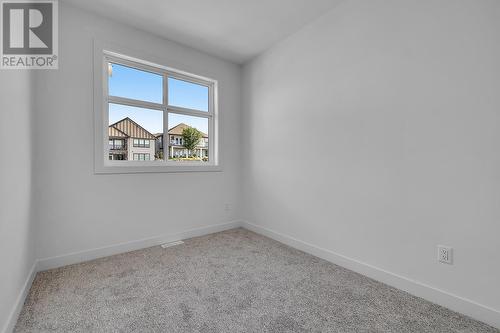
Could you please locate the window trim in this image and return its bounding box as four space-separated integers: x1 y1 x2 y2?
93 40 221 174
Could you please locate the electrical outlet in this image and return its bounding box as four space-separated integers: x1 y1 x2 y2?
437 245 453 264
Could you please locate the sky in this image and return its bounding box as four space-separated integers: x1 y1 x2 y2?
108 63 209 134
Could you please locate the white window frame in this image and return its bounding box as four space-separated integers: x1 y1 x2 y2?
93 40 220 174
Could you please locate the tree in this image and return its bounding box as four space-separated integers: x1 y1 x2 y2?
181 127 202 158
155 151 164 160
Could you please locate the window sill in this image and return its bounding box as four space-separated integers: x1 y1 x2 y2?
95 163 222 174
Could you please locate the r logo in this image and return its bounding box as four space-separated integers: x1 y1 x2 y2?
2 2 53 54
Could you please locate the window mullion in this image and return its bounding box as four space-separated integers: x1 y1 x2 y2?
108 95 164 111
163 73 169 162
167 106 213 118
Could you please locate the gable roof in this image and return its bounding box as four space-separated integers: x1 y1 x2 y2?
108 126 128 138
167 123 208 138
109 117 156 140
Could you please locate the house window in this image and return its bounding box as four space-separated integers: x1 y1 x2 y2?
133 153 150 161
109 154 126 160
133 139 150 148
96 46 219 173
109 139 124 149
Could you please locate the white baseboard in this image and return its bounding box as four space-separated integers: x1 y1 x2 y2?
38 221 243 271
2 260 38 333
242 221 500 329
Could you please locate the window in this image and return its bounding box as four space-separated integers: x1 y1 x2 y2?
133 139 150 148
109 154 126 161
133 153 150 161
95 44 219 173
109 139 124 149
168 113 208 161
168 77 209 111
108 63 163 104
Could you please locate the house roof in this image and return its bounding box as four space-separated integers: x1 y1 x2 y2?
108 126 128 138
109 119 207 140
167 123 208 138
109 117 156 140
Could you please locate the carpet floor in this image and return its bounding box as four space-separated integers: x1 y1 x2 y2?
15 228 497 332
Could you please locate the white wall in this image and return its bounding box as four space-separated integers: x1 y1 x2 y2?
3 0 499 329
33 3 242 261
0 71 35 331
242 0 500 324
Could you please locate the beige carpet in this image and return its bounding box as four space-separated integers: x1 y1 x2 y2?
15 228 498 332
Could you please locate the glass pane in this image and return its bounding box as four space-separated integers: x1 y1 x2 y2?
108 63 163 104
168 77 209 111
108 103 163 161
168 113 209 162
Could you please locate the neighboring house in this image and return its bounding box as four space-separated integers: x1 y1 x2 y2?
108 117 156 161
156 123 208 159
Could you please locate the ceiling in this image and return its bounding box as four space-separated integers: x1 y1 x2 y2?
62 0 343 64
